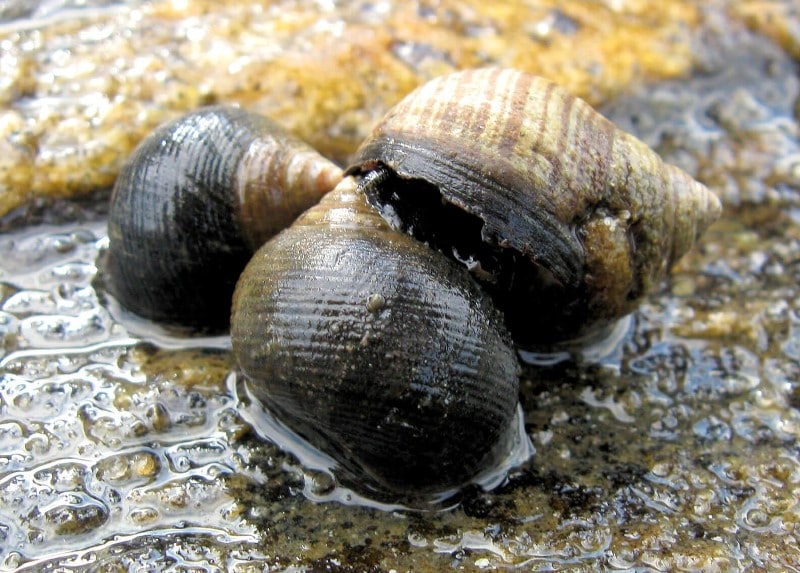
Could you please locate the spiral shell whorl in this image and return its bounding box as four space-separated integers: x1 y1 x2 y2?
235 124 343 249
352 68 721 344
231 178 520 495
106 106 341 330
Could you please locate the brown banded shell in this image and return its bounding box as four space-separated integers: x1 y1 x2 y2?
348 68 722 346
231 177 520 497
106 106 341 331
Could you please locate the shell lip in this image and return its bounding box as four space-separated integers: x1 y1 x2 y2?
349 135 586 292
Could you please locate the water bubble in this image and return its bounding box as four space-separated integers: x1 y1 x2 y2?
129 506 160 526
692 416 732 442
96 454 133 483
42 491 109 536
24 432 51 454
145 402 171 433
408 531 428 548
304 470 335 498
3 552 22 570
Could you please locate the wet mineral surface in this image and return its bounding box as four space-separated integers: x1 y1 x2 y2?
1 1 800 571
0 0 701 216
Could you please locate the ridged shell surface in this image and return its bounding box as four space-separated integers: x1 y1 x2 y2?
231 178 520 496
351 68 722 345
106 106 341 330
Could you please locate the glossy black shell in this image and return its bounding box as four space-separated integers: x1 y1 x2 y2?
231 182 520 496
106 106 341 331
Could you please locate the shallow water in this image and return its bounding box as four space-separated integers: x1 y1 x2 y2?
1 3 800 572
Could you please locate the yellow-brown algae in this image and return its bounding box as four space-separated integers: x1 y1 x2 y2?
0 0 701 215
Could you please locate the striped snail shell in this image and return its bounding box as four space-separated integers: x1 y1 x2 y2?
231 177 520 497
106 106 342 331
348 68 722 346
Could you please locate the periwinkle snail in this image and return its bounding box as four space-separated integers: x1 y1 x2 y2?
348 68 722 346
106 106 342 331
105 68 721 499
231 178 520 495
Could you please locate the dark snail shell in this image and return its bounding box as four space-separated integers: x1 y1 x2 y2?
231 178 520 496
106 106 342 331
347 68 722 346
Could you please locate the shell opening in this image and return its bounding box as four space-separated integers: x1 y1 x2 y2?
358 164 577 344
358 166 501 283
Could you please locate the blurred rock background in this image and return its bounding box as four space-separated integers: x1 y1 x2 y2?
0 0 708 215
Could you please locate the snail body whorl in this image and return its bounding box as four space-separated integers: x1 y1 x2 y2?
107 106 341 331
349 68 722 346
231 178 520 496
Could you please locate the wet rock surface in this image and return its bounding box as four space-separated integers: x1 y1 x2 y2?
1 1 800 572
0 0 701 215
602 19 800 206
